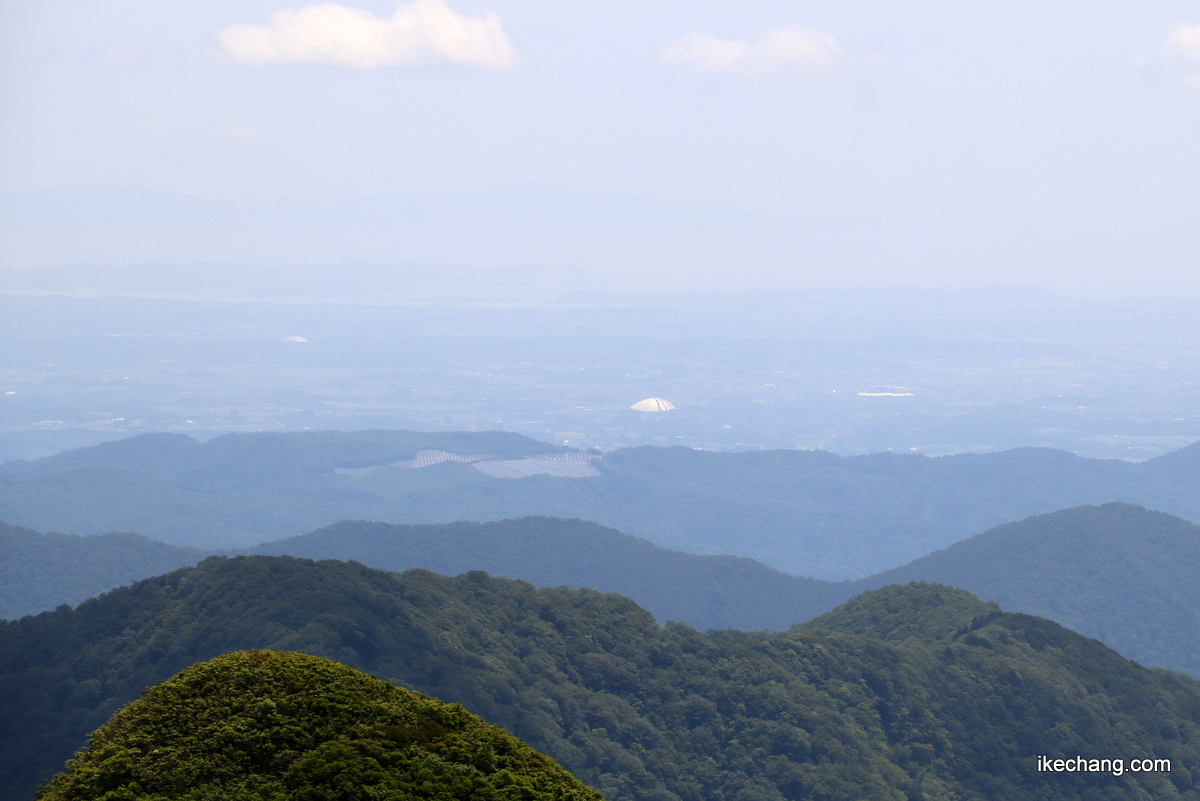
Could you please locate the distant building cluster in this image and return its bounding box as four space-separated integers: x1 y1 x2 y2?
631 397 675 412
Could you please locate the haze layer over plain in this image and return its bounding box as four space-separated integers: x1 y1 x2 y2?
2 1 1199 295
2 285 1199 461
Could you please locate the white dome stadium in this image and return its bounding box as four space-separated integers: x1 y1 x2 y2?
631 397 676 412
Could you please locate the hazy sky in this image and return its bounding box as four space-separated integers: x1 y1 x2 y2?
1 1 1198 294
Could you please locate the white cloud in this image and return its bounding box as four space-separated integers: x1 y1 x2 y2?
220 119 260 140
1165 23 1200 86
660 24 846 75
217 0 519 70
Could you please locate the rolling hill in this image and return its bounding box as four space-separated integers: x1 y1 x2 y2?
6 502 1200 676
0 521 209 620
249 516 841 631
4 429 1200 577
0 515 836 629
249 503 1200 677
3 556 1198 801
851 502 1200 676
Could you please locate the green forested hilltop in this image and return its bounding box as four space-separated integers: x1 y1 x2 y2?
4 556 1199 801
3 429 1200 576
36 650 602 801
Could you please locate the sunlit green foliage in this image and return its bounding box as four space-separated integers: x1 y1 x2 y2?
4 557 1200 801
36 650 602 801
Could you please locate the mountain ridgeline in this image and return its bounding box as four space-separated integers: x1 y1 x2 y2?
0 521 209 619
4 556 1200 801
250 516 842 632
853 502 1200 676
4 429 1200 577
248 503 1200 678
6 502 1199 677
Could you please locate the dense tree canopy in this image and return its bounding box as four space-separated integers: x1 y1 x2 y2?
8 502 1200 678
4 556 1199 801
36 650 602 801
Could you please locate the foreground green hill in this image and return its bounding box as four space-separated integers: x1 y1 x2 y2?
36 650 601 801
3 556 1198 800
4 429 1200 576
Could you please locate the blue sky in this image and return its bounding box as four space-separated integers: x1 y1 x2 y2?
1 1 1198 295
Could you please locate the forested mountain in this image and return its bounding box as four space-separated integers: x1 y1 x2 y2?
250 517 841 631
248 504 1200 677
0 430 563 556
4 429 1200 577
4 556 1199 801
0 521 209 619
36 650 601 801
0 515 835 629
853 502 1200 676
6 503 1200 676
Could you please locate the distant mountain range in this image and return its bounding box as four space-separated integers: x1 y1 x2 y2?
0 521 207 619
4 557 1197 801
249 516 841 632
6 502 1199 677
4 429 1200 577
